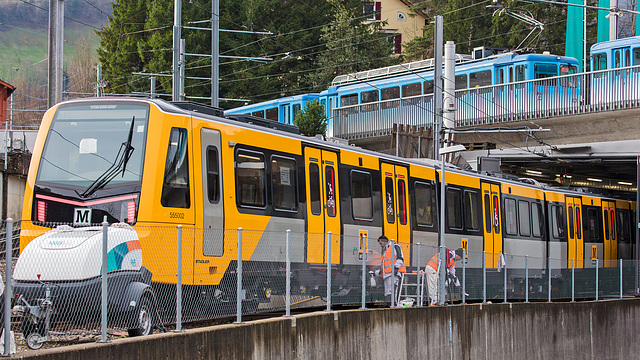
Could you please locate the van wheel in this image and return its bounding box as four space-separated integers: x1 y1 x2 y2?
128 296 154 337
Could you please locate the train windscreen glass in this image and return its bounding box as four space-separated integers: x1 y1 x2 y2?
37 102 149 189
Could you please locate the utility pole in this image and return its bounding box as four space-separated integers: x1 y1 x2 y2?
212 0 219 107
48 0 64 108
172 0 182 101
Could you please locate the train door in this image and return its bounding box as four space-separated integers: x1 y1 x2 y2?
602 200 617 266
380 163 411 262
200 129 224 232
565 197 583 268
481 182 502 268
304 147 341 264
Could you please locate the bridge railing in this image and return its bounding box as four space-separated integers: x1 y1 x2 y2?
332 65 640 140
4 221 639 351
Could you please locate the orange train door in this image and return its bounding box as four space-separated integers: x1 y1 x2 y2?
602 200 617 267
481 182 502 268
380 163 411 263
304 147 341 264
565 197 584 268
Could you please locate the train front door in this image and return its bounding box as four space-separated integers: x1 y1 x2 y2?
380 163 411 263
565 197 583 268
481 182 502 268
304 147 341 264
602 200 617 267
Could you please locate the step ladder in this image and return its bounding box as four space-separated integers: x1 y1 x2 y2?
397 271 425 306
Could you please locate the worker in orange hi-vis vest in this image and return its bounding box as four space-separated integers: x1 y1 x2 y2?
425 248 463 305
374 235 406 306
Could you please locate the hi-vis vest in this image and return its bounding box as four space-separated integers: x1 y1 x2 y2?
427 252 454 273
381 244 406 275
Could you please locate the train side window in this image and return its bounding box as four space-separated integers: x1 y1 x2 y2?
484 194 492 231
509 67 513 83
446 188 462 230
309 163 321 215
381 87 400 109
587 208 601 242
469 70 491 93
617 210 631 243
325 166 337 217
236 150 266 208
625 49 630 67
463 190 480 231
610 210 616 240
415 182 434 227
265 108 278 121
518 200 531 237
340 94 359 114
575 206 582 239
402 82 421 97
455 74 467 90
271 156 298 212
161 127 190 208
292 104 301 119
604 209 610 240
361 90 379 112
505 198 517 236
568 205 574 239
385 177 395 224
614 50 621 68
560 65 578 87
206 147 219 203
633 48 640 72
534 63 557 86
551 205 565 239
531 203 543 237
397 178 407 225
351 170 373 221
252 110 265 118
515 65 526 89
423 80 434 95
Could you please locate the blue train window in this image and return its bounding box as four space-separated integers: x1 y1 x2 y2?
381 87 399 109
455 74 467 90
515 65 525 82
634 48 640 66
265 108 278 121
340 94 358 107
534 63 557 79
593 53 607 71
470 70 491 93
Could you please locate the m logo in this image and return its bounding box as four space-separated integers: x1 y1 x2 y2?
74 208 92 225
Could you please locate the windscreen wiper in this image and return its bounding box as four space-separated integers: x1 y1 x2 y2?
77 117 136 198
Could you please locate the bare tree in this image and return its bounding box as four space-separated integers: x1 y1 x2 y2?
67 36 98 98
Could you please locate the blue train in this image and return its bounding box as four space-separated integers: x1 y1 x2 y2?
226 37 640 137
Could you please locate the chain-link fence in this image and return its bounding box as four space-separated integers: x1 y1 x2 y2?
2 220 639 352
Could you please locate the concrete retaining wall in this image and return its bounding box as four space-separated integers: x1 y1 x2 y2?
14 299 640 360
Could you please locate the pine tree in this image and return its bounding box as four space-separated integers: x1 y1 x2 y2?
294 100 327 136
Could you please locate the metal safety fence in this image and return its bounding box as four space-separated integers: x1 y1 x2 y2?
1 220 639 353
332 65 640 140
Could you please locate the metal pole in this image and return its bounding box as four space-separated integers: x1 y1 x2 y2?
503 255 507 303
416 243 421 306
326 231 332 311
211 0 219 107
395 124 399 157
179 39 185 101
286 230 291 317
48 0 64 107
3 219 12 355
595 258 599 301
636 155 640 296
100 216 108 342
433 16 443 161
235 228 243 323
548 257 552 302
361 234 367 309
572 259 575 302
483 251 486 303
172 0 181 101
391 240 396 307
438 246 445 305
96 65 102 97
525 255 529 302
620 258 623 299
176 225 183 331
462 248 466 304
150 77 156 99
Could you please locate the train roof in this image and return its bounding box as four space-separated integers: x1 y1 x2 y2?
590 35 640 52
330 51 578 88
52 97 625 201
224 93 319 114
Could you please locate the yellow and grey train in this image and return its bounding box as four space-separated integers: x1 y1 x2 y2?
15 98 636 335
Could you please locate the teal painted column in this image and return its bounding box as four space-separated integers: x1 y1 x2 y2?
566 0 584 71
597 0 610 42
